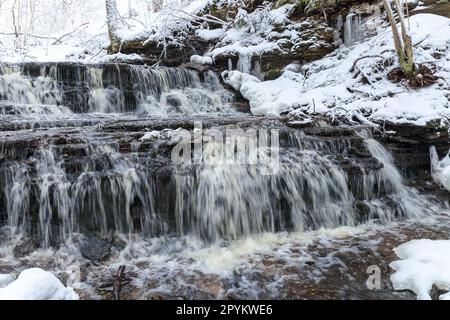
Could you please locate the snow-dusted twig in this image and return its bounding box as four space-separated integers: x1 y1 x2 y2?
168 8 227 26
350 55 385 73
52 23 90 45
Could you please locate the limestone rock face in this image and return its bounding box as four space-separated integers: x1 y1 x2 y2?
211 16 336 80
259 19 336 79
120 36 211 67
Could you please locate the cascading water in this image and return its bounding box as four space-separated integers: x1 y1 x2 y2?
0 63 236 117
0 121 436 248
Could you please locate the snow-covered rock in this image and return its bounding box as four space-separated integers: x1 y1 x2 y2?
224 13 450 124
222 70 303 116
390 239 450 300
209 4 335 77
190 55 213 65
196 28 225 41
0 268 79 300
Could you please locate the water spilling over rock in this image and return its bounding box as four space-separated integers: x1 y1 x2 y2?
0 114 438 248
0 63 236 117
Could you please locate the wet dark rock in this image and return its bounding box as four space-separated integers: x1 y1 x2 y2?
119 35 211 67
72 234 112 263
1 113 448 246
257 21 336 79
0 228 10 243
430 285 448 300
181 62 210 73
374 120 449 179
13 238 39 258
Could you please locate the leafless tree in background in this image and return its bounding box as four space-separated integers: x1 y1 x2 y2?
105 0 121 53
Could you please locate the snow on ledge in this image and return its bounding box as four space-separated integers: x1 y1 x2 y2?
190 55 213 65
0 268 79 300
222 70 302 116
390 239 450 300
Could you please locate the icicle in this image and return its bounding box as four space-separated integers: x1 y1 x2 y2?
344 12 363 46
237 52 252 74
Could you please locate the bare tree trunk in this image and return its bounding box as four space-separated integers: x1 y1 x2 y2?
393 0 414 75
106 0 121 53
382 0 414 76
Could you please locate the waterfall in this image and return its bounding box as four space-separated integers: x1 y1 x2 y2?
129 66 235 115
0 69 62 106
0 63 236 116
2 142 167 248
0 62 441 252
0 124 433 247
173 129 434 241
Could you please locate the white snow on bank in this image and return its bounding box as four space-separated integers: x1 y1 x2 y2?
223 70 305 116
224 13 450 124
430 146 450 192
0 268 79 300
390 239 450 300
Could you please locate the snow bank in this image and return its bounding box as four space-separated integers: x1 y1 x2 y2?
390 239 450 300
222 70 303 116
0 268 79 300
430 146 450 192
224 13 450 124
190 55 213 65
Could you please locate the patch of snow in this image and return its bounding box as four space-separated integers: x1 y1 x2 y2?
190 55 213 65
0 268 79 300
223 70 303 116
211 42 279 61
140 131 163 142
140 128 185 142
390 239 450 300
196 28 226 41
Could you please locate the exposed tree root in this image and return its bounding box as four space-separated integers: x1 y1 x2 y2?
387 64 438 88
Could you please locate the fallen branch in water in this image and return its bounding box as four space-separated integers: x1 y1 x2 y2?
113 265 126 300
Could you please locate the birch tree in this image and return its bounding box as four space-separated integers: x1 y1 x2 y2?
105 0 121 53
